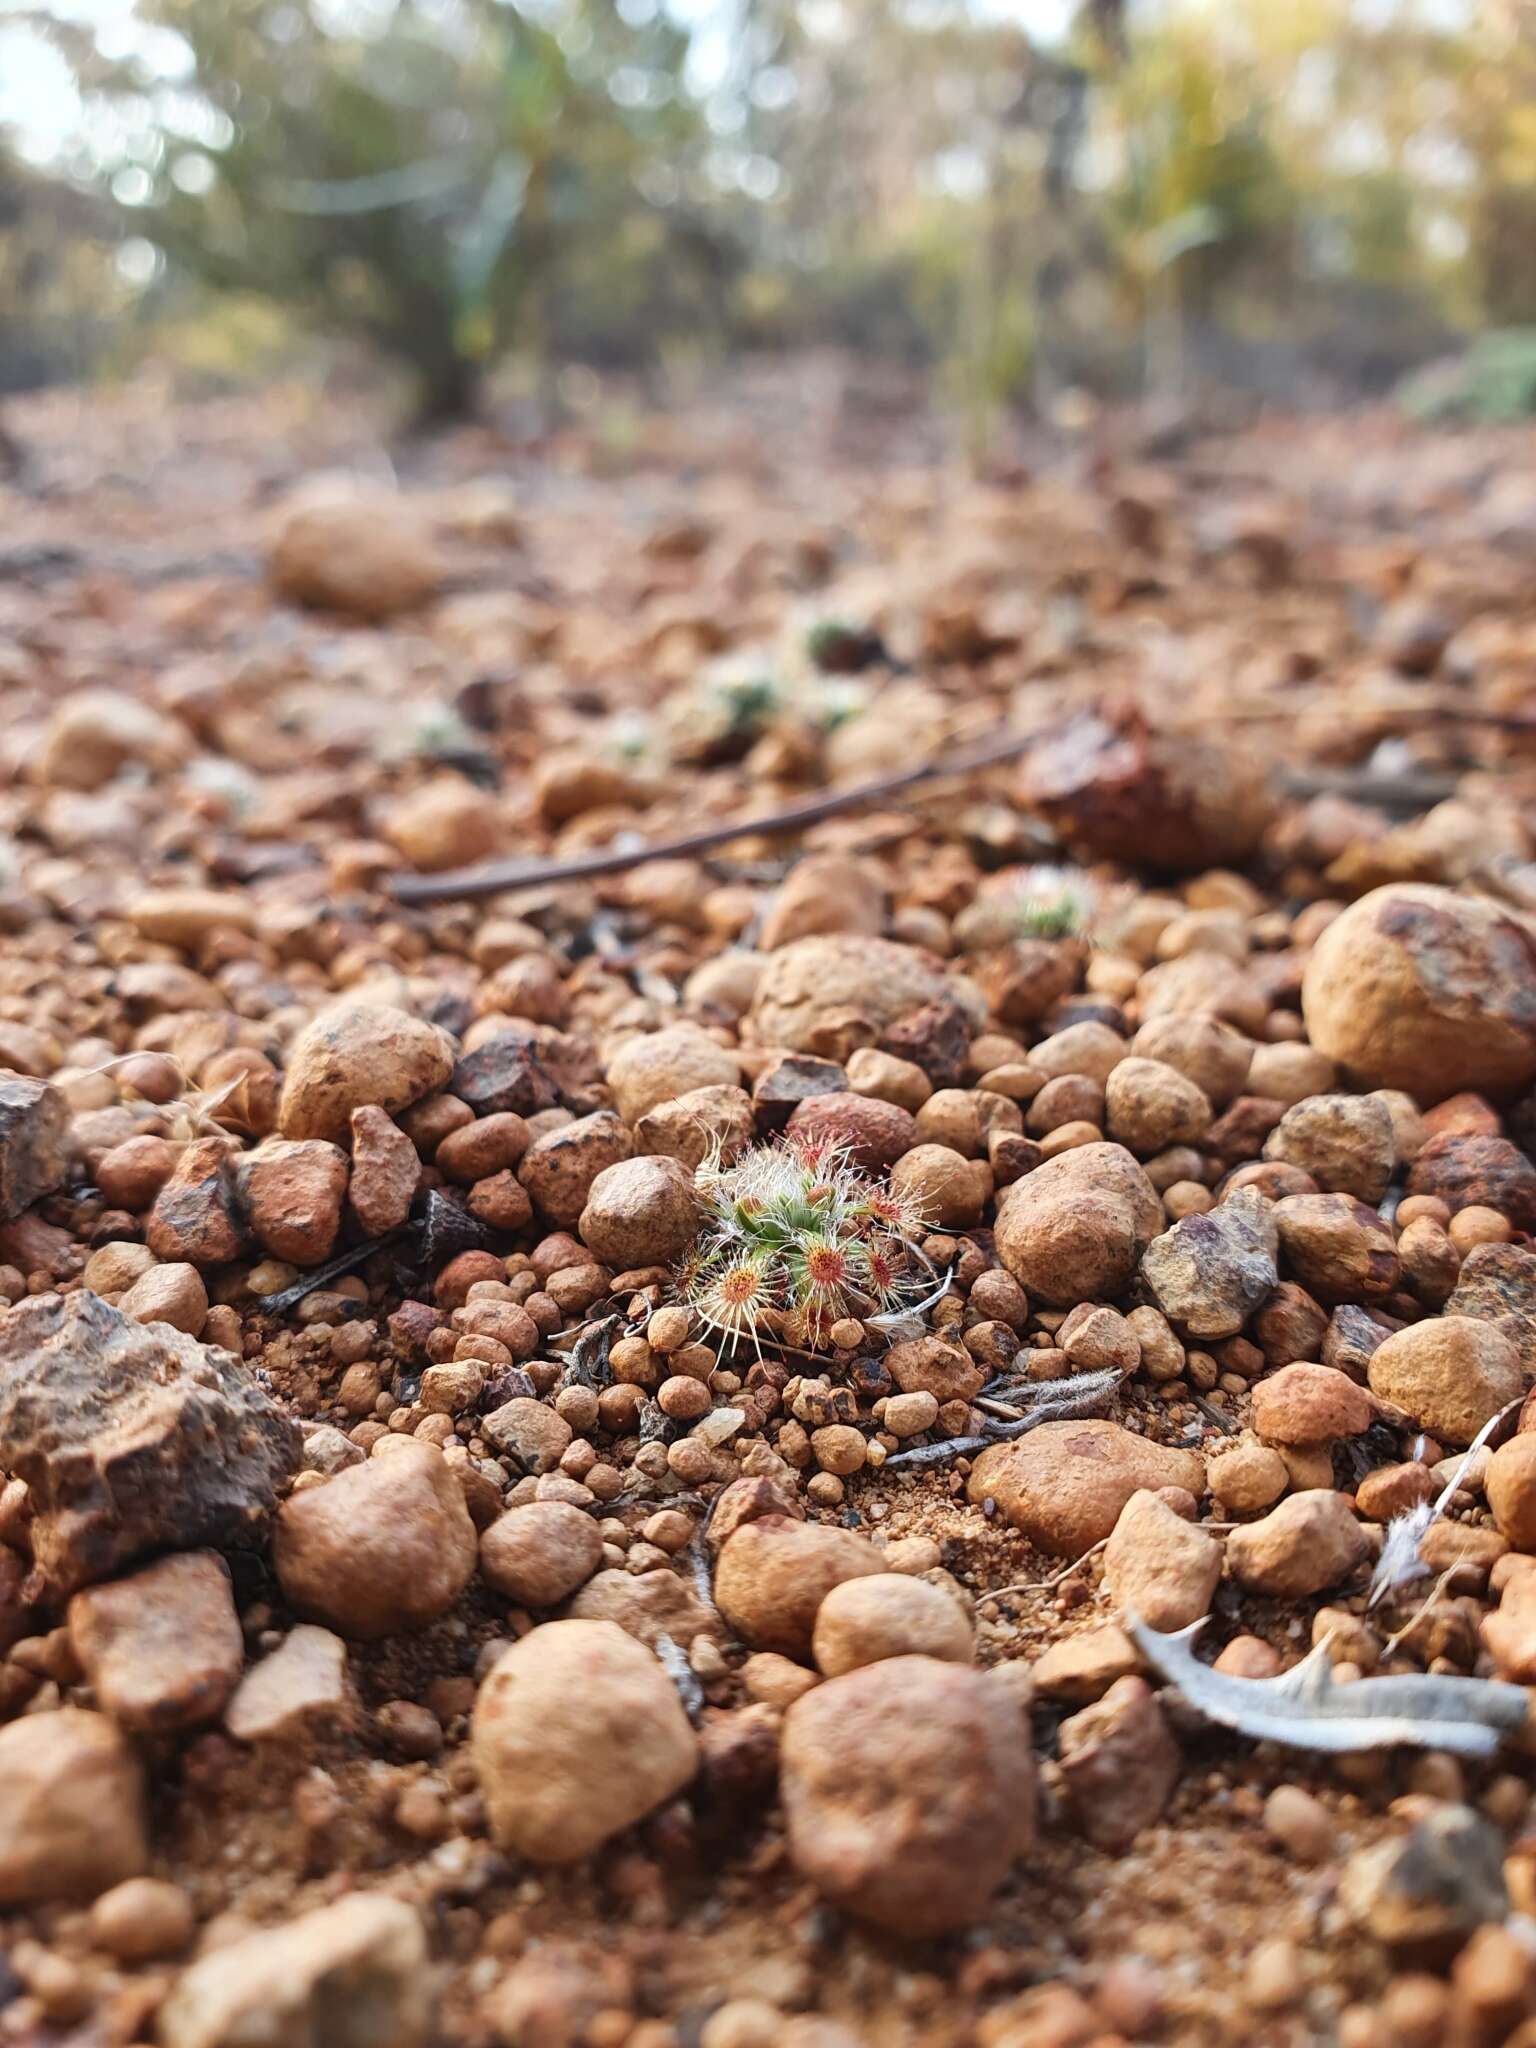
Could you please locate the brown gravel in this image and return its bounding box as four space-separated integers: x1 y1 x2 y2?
6 381 1536 2046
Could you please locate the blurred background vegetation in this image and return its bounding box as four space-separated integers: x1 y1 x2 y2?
2 0 1536 441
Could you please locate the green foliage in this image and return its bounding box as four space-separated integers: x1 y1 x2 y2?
1013 890 1090 942
1400 329 1536 424
15 0 1536 423
1106 17 1300 382
0 152 117 390
62 0 715 418
1007 863 1097 943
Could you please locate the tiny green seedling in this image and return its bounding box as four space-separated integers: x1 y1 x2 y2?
1010 864 1095 943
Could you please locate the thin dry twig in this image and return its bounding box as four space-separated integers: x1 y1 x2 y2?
977 1537 1113 1606
388 725 1038 903
1383 1566 1460 1658
978 1518 1248 1610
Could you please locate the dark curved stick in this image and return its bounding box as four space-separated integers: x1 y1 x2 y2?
386 726 1038 904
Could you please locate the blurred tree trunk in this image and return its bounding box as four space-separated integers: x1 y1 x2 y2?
414 351 483 426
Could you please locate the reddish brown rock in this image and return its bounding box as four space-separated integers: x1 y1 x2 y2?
1302 885 1536 1104
811 1575 974 1674
606 1025 740 1125
1264 1092 1397 1203
748 936 981 1059
146 1138 247 1266
1104 1057 1212 1156
1446 1242 1536 1369
1131 1014 1252 1109
436 1111 530 1183
467 1169 534 1233
760 854 885 950
473 1620 698 1862
239 1138 349 1266
1057 1675 1180 1851
994 1141 1162 1307
1139 1189 1279 1340
117 1261 208 1337
268 485 443 619
703 1474 806 1553
347 1105 420 1236
885 1335 985 1405
1250 1362 1375 1446
279 1002 456 1141
274 1439 476 1640
880 996 979 1089
1425 1091 1503 1139
785 1091 919 1171
1486 1435 1536 1552
384 774 500 872
781 1656 1035 1934
518 1110 633 1228
1225 1490 1370 1596
1366 1316 1524 1445
1408 1132 1536 1231
450 1033 561 1118
567 1567 721 1651
1273 1192 1401 1302
1102 1489 1221 1630
1253 1282 1330 1368
578 1155 700 1267
1020 703 1273 874
751 1053 849 1129
68 1551 243 1734
0 1708 147 1906
634 1086 754 1172
1322 1301 1400 1380
0 1544 31 1653
1484 1576 1536 1682
1030 1625 1143 1704
95 1134 178 1212
888 1143 992 1228
1356 1460 1437 1524
713 1516 885 1660
968 1420 1205 1559
479 1503 604 1607
1205 1096 1287 1168
976 939 1083 1029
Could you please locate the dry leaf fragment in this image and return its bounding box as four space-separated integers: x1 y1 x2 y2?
1129 1613 1530 1759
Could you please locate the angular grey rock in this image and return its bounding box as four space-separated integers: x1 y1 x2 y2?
156 1894 430 2048
0 1075 67 1221
0 1290 301 1596
224 1625 352 1745
1446 1241 1536 1372
449 1034 558 1118
1340 1804 1507 1948
1057 1675 1180 1853
1139 1186 1279 1339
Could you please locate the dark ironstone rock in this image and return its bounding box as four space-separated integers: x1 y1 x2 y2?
0 1290 301 1599
0 1076 67 1223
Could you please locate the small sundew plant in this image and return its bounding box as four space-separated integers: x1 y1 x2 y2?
677 1134 937 1354
1009 863 1098 944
